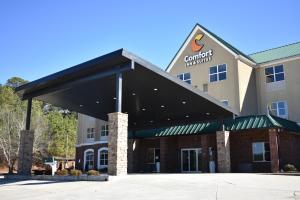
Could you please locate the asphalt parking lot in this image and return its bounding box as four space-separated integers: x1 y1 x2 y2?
0 174 299 200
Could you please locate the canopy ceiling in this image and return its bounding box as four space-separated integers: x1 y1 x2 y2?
16 49 238 130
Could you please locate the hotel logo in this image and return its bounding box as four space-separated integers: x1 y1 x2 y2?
191 34 204 52
184 33 214 67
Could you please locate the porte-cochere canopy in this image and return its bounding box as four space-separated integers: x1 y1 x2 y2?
16 49 238 130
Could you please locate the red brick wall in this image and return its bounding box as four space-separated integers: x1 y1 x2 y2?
230 130 271 172
133 134 216 173
278 132 300 170
75 143 107 171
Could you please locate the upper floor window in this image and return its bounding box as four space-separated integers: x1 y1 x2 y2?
87 128 95 140
252 142 270 162
270 101 288 119
265 65 284 83
177 73 191 84
209 64 227 82
221 100 229 106
100 125 109 137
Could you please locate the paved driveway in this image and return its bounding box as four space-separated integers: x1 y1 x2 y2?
0 174 300 200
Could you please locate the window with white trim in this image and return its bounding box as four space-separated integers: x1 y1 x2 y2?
98 148 108 168
100 125 109 137
87 128 95 141
209 64 227 82
269 101 288 119
84 149 94 171
252 142 270 162
265 65 284 83
177 73 191 84
221 100 229 106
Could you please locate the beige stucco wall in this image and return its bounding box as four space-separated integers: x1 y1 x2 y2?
169 29 241 113
237 60 258 115
256 57 300 122
77 113 107 144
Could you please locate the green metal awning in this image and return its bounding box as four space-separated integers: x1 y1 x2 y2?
128 114 300 139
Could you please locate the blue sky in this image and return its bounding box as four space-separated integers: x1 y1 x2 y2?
1 0 299 84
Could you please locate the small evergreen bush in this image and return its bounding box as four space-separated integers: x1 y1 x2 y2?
284 164 297 172
56 169 69 176
87 170 100 176
70 169 82 176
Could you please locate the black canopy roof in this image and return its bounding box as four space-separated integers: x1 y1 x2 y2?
16 49 238 130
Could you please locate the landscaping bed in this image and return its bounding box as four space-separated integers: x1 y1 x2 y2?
5 169 109 181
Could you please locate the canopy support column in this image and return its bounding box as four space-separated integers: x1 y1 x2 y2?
116 73 122 112
25 97 32 130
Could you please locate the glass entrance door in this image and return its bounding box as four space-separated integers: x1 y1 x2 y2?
181 148 202 172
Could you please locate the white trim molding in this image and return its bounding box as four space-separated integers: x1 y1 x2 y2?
83 148 94 171
98 147 108 170
76 140 108 147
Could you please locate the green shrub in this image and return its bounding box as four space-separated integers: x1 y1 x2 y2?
87 170 100 176
56 169 69 176
70 169 82 176
284 164 298 172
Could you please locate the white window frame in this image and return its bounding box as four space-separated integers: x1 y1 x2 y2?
98 147 108 169
252 142 270 162
209 64 227 83
100 125 109 141
86 128 95 142
268 100 288 119
265 64 285 83
84 149 94 171
177 72 191 84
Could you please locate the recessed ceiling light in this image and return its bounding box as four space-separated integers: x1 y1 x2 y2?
79 104 83 107
167 118 171 121
132 93 136 96
206 112 210 115
113 97 116 100
142 108 146 111
96 101 100 104
161 105 165 108
182 101 186 104
185 115 189 118
153 88 158 91
149 120 154 123
133 122 136 125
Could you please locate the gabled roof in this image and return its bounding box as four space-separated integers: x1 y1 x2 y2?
249 42 300 64
129 114 300 138
166 23 256 72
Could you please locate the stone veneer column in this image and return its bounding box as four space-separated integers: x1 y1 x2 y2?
216 131 231 173
201 135 209 172
269 129 279 173
18 130 34 175
108 112 128 175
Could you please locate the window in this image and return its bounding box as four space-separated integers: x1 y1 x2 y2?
209 64 227 82
100 125 109 137
269 101 288 119
87 128 95 140
98 148 108 169
265 65 284 83
203 84 208 93
221 100 229 106
252 142 270 162
177 73 191 84
84 149 94 171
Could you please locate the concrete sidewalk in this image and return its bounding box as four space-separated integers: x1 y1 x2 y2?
0 174 299 200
